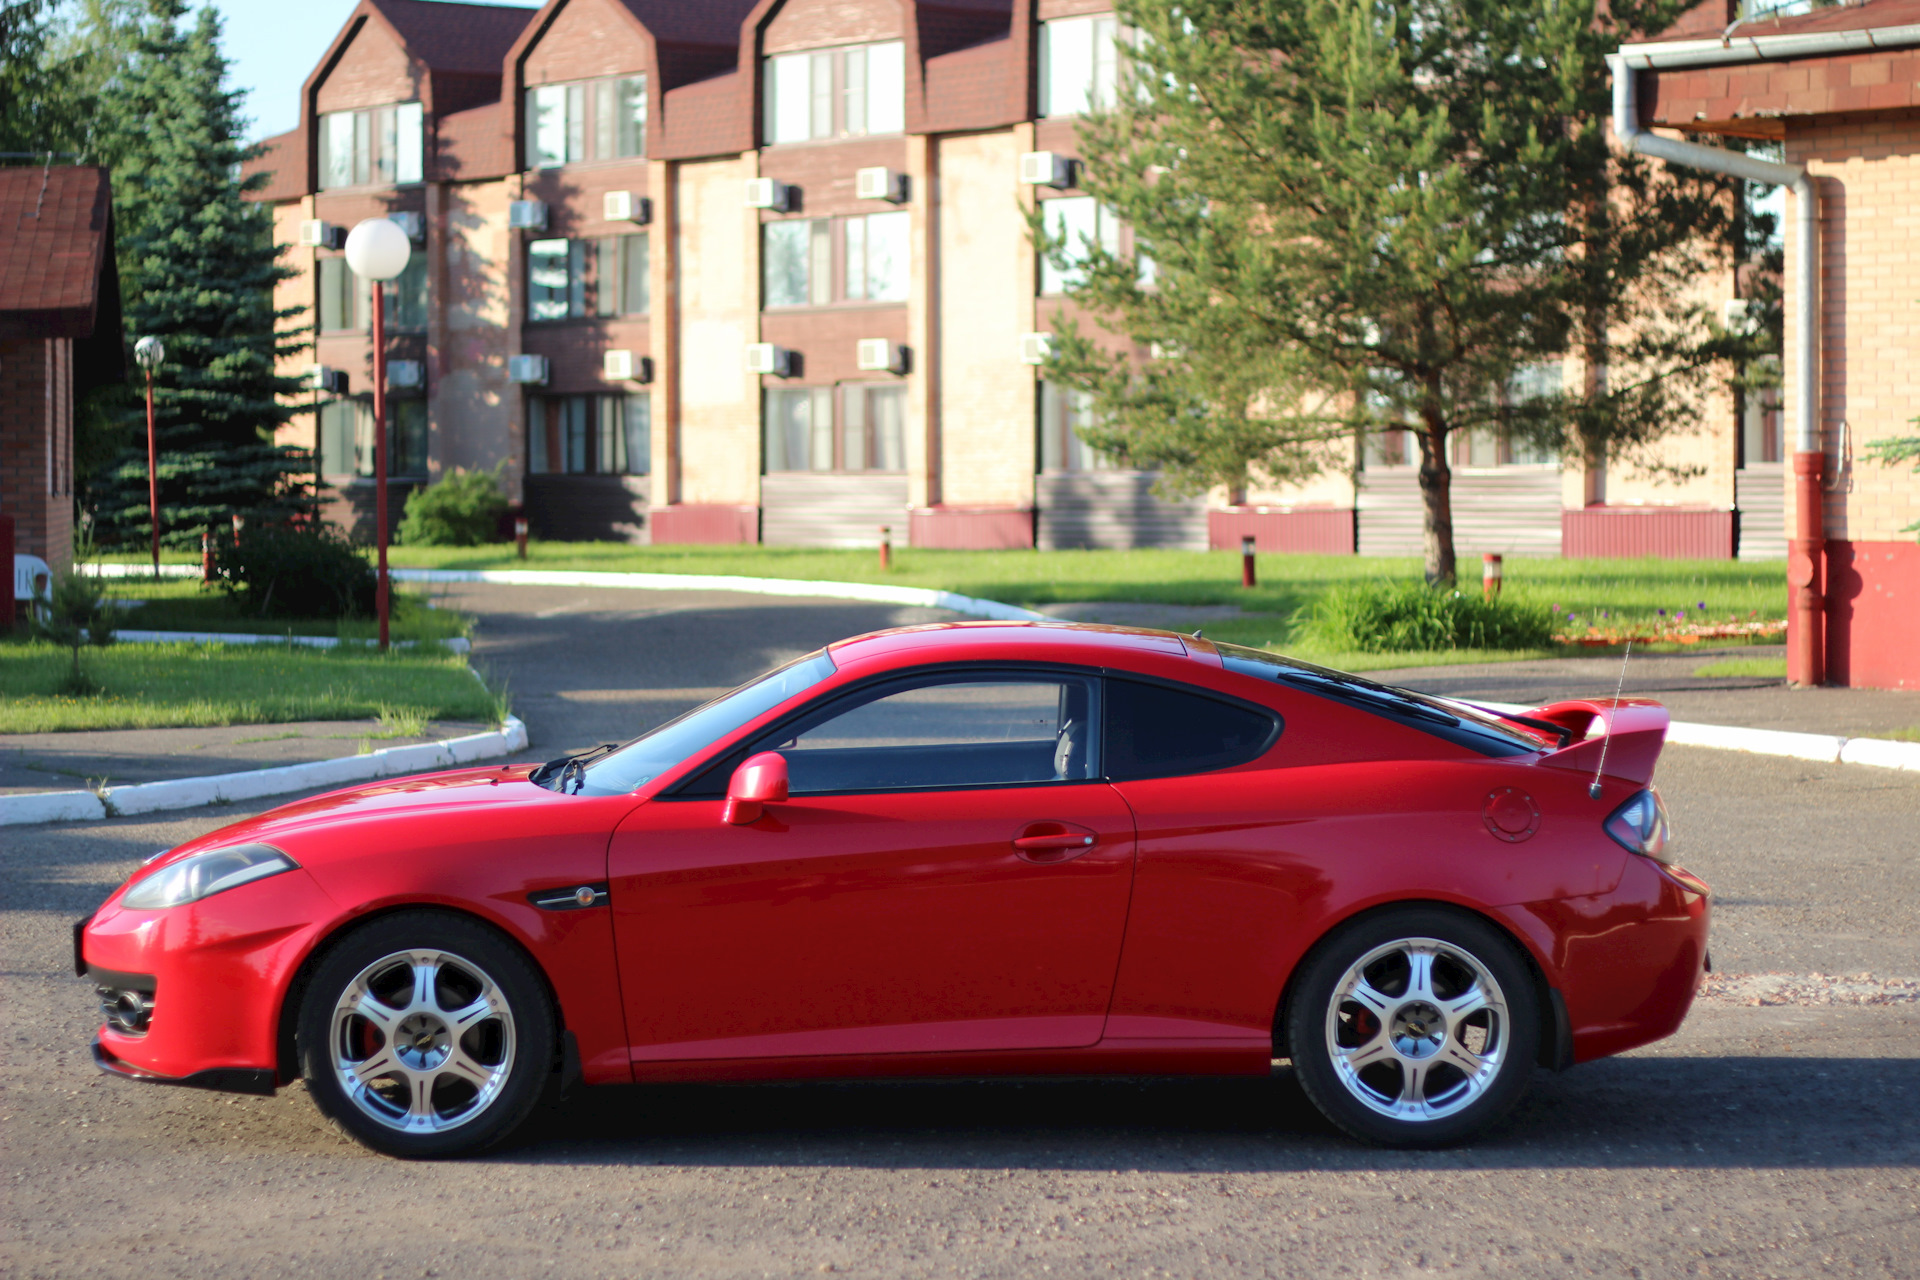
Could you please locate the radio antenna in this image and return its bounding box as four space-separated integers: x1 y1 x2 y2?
1590 639 1632 800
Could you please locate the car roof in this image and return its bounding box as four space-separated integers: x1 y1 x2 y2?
828 620 1216 670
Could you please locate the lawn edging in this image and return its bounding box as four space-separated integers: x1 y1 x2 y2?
94 629 470 653
0 715 529 827
384 567 1053 621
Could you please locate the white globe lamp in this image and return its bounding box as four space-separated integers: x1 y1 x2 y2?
344 217 411 280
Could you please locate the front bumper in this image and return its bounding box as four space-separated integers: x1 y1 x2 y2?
76 867 340 1089
91 1036 277 1096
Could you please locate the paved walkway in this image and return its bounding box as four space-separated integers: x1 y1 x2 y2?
0 719 488 795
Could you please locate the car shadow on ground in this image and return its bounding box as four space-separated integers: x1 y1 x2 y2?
498 1053 1920 1173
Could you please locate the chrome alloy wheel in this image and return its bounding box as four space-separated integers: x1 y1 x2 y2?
1324 936 1509 1122
328 949 516 1134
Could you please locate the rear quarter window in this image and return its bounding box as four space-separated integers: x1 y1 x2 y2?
1104 677 1280 781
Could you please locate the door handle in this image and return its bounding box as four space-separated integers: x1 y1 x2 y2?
1012 823 1099 863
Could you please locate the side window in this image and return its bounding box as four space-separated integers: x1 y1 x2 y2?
1104 678 1278 781
768 675 1098 794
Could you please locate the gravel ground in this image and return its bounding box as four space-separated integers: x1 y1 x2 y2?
4 587 1917 1279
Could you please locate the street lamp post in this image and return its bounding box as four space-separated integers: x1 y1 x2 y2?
344 219 412 651
133 336 165 579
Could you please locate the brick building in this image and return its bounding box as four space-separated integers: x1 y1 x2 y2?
1624 0 1920 688
245 0 1810 559
1 165 124 578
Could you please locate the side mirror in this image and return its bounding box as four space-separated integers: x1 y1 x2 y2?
723 751 789 825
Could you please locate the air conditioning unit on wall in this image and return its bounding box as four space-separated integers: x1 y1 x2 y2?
603 350 653 382
508 200 548 230
744 178 794 211
856 339 907 374
1019 333 1054 365
297 220 345 250
855 167 906 203
387 211 425 242
306 365 348 394
603 191 651 224
507 354 549 384
745 343 794 377
1019 151 1073 188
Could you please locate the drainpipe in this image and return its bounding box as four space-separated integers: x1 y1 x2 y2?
1614 21 1920 685
1609 51 1824 683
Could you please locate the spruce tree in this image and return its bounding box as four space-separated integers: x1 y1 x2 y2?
85 1 312 549
1042 0 1752 584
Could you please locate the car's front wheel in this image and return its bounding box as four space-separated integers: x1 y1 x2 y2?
298 911 555 1158
1286 907 1539 1147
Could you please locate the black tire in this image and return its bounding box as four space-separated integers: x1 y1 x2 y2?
1285 906 1538 1148
298 911 555 1159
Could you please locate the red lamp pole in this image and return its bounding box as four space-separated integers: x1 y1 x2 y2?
371 280 390 651
145 367 160 579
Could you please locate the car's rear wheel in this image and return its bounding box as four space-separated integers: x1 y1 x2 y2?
1286 907 1538 1147
298 911 554 1158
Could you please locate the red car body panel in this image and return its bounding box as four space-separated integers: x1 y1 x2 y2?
77 622 1709 1098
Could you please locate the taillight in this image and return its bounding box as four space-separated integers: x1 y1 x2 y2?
1604 788 1672 863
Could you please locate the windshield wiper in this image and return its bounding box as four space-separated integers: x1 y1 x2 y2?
532 742 621 793
1267 667 1462 727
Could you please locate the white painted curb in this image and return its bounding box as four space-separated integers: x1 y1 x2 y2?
1458 699 1919 772
85 562 1049 622
0 717 528 827
383 567 1053 622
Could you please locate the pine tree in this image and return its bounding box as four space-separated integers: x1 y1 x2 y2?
1042 0 1752 584
0 0 86 157
84 1 313 549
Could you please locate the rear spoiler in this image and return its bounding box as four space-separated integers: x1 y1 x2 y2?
1527 698 1670 786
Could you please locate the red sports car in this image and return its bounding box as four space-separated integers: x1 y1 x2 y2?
77 623 1708 1156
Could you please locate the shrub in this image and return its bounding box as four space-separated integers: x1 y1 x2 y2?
211 522 375 619
1292 580 1554 653
398 466 509 547
32 569 115 695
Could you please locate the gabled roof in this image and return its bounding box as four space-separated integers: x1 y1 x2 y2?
367 0 535 73
0 165 116 340
242 129 306 203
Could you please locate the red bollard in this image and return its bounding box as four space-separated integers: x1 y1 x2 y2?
879 525 893 572
514 516 529 561
201 530 213 583
1240 535 1257 588
1482 553 1503 600
231 513 244 545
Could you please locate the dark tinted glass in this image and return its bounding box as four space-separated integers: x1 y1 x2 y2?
1104 679 1278 781
1214 642 1542 758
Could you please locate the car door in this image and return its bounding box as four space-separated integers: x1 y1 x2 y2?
607 668 1136 1063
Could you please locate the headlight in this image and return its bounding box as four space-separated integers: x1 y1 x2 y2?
1603 788 1672 863
120 843 299 910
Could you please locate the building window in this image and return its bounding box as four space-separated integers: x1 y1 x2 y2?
765 384 904 473
317 397 427 479
317 257 367 332
525 75 647 169
763 41 905 144
763 213 908 309
1039 381 1113 473
596 233 649 316
1741 381 1782 466
1038 196 1120 295
528 394 647 475
388 253 429 330
319 102 423 189
528 238 587 321
1039 16 1121 118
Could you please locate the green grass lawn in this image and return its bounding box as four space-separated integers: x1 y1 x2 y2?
1693 655 1789 679
95 579 471 643
0 639 502 733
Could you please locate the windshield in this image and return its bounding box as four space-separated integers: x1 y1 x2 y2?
569 649 838 797
1213 642 1548 757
